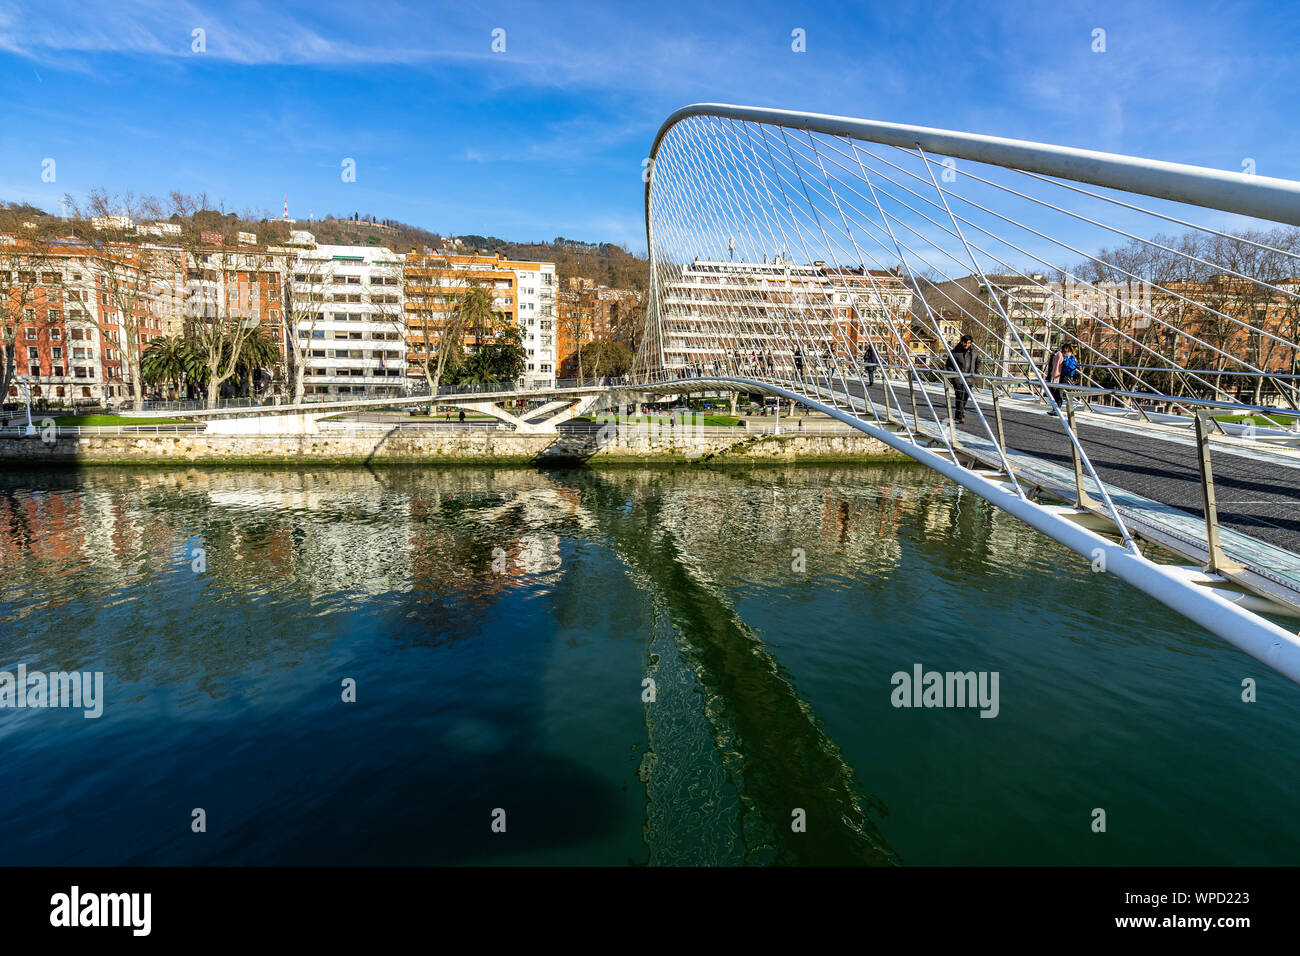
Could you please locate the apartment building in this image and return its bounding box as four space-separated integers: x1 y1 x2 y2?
503 257 557 387
822 267 914 366
657 256 911 375
2 238 170 405
555 282 642 378
402 251 556 388
183 245 284 332
287 239 406 398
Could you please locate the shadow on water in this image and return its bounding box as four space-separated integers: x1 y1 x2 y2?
562 467 901 865
1 462 911 864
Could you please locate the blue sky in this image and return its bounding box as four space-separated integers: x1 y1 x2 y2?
0 0 1296 253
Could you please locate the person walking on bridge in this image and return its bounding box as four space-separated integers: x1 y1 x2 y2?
792 345 805 379
948 334 979 425
1058 344 1079 411
1043 342 1073 415
862 343 879 388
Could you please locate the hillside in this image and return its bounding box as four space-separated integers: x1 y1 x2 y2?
312 218 648 291
0 200 649 292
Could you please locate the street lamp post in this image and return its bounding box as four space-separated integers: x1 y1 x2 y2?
17 376 36 436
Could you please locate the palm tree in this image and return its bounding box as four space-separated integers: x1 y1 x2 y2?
455 282 501 347
235 332 280 399
454 350 498 386
140 335 200 399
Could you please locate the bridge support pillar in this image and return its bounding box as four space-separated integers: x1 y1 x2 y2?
1065 400 1101 511
1194 411 1244 574
456 394 603 435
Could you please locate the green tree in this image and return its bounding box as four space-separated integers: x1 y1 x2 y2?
588 340 635 377
455 326 526 386
140 334 201 398
236 332 280 398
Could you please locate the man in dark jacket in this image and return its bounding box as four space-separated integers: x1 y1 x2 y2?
948 334 979 424
862 343 879 388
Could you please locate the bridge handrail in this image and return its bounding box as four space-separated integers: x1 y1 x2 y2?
853 365 1300 419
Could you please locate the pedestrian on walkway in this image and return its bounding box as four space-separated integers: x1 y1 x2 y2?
862 343 879 388
948 334 979 425
1044 342 1068 414
1058 344 1079 412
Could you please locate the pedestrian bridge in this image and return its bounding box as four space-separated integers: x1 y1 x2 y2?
158 103 1300 685
629 103 1300 685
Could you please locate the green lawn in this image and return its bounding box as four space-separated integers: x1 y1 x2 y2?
52 415 187 426
1215 412 1298 426
581 413 744 427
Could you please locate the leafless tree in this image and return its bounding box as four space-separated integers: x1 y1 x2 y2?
0 237 52 404
280 253 331 403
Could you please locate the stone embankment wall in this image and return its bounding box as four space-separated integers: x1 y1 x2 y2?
0 428 900 465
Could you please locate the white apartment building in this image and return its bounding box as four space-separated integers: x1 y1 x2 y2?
509 259 557 387
658 256 902 374
290 240 407 398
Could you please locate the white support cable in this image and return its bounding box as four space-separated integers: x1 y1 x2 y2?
740 119 955 438
821 137 1251 398
841 144 1250 405
851 139 1300 378
916 144 1139 551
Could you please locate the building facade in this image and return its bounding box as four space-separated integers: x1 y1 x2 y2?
2 238 172 406
287 240 407 398
656 256 910 377
402 251 556 389
555 279 643 379
503 257 557 387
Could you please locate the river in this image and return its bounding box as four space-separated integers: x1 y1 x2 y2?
1 463 1296 865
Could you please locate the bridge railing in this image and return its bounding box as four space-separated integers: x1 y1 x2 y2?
129 375 642 413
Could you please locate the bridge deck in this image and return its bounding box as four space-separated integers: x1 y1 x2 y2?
854 380 1300 612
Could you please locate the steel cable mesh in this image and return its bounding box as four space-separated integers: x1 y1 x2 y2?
638 112 1300 559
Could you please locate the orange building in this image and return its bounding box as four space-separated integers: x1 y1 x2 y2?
403 251 518 383
555 283 642 378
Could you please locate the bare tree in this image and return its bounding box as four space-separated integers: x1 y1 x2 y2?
280 253 330 403
0 236 53 405
365 255 407 395
62 192 170 404
404 254 470 392
559 297 593 380
184 244 272 408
